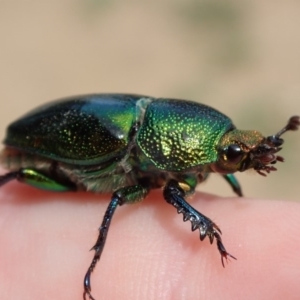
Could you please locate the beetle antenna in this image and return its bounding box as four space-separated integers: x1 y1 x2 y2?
275 116 300 138
266 116 300 147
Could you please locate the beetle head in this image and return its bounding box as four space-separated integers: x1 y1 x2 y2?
212 116 300 176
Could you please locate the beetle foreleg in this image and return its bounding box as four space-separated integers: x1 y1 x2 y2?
83 184 149 300
163 179 236 266
222 174 243 197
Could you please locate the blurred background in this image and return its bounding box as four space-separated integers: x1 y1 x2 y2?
0 0 299 200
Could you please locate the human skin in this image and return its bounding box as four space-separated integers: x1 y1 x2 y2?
0 172 299 300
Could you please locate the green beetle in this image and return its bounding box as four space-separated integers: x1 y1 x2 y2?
0 94 299 300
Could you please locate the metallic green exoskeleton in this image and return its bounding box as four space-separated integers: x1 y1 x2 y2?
0 94 299 300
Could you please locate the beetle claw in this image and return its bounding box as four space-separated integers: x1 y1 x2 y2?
213 230 236 267
220 251 237 268
83 291 96 300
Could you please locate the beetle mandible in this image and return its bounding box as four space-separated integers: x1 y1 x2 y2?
0 94 299 300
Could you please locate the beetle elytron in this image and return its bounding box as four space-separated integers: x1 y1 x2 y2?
0 94 299 300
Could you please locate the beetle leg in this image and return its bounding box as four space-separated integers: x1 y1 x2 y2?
83 196 119 300
0 170 20 187
83 184 149 300
0 168 76 191
222 174 243 197
163 179 236 267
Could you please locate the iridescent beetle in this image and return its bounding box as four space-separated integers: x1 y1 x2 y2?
0 94 298 300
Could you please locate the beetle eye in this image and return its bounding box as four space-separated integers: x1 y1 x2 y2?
225 144 243 163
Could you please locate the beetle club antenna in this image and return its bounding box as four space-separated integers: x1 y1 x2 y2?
267 116 300 147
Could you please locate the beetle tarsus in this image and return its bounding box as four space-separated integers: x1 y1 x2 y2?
83 269 96 300
213 230 237 267
163 180 235 265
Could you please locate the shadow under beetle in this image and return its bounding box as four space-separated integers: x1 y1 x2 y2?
0 94 299 300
